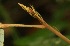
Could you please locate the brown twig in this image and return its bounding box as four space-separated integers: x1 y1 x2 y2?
18 3 70 44
0 24 45 28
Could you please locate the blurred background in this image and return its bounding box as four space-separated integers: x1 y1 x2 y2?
0 0 70 46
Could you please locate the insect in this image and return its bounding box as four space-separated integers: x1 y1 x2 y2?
18 3 43 19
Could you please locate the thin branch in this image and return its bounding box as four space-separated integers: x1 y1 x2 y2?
0 24 45 28
18 3 70 44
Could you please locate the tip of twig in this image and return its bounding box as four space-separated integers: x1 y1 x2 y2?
18 3 22 7
18 3 21 6
18 3 23 6
18 3 43 19
18 3 20 5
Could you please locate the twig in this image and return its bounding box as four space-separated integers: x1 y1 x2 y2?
18 3 70 44
0 24 45 28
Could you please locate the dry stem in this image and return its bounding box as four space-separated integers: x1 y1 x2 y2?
0 24 45 28
18 3 70 44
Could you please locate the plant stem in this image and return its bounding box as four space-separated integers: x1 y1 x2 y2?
18 3 70 44
0 24 45 28
36 15 70 44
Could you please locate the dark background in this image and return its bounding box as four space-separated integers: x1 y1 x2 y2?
0 0 70 46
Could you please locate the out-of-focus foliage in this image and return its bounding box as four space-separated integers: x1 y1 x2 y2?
0 0 70 46
14 0 70 46
14 29 70 46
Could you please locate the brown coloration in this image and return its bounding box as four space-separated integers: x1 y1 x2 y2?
18 3 70 44
18 3 43 19
0 24 45 28
0 3 70 44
